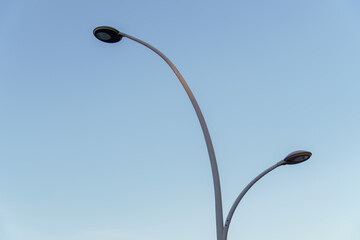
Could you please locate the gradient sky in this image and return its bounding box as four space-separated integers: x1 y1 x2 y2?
1 0 360 240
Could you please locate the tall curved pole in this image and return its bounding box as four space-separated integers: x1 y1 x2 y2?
120 32 224 240
222 160 285 240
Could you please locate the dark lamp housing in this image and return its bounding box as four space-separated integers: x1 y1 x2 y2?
93 26 123 43
284 150 312 165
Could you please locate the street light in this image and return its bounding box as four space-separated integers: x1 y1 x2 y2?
222 150 311 240
93 26 312 240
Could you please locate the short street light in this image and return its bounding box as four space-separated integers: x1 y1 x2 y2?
93 26 312 240
222 150 312 239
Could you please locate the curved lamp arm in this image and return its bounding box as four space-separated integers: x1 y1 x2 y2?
123 32 225 240
93 27 224 240
222 160 286 240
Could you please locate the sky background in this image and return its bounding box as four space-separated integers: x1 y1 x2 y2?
1 0 360 239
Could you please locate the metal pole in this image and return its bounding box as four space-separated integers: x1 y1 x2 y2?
120 32 224 240
222 160 286 240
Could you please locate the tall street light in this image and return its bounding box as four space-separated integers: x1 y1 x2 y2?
93 26 312 240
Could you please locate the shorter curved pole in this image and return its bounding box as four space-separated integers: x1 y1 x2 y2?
222 160 286 240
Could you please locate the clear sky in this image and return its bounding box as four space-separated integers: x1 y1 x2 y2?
1 0 360 239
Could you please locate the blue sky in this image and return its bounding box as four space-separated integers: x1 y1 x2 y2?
1 0 360 239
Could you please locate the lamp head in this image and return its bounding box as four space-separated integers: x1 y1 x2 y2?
93 26 123 43
283 150 312 165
